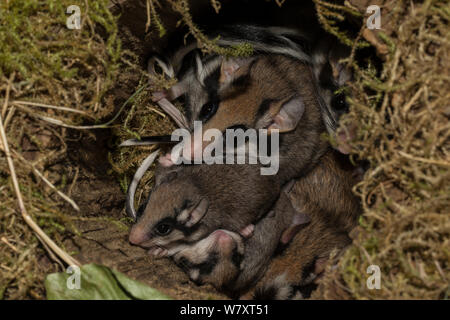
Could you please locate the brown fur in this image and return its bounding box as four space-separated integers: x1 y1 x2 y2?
202 57 318 132
244 150 361 299
190 55 329 183
129 57 330 253
169 149 361 298
129 162 282 253
223 190 305 295
170 184 302 291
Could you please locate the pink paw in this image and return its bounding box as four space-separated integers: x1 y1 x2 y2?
158 153 174 167
152 91 167 102
148 247 168 258
239 224 255 238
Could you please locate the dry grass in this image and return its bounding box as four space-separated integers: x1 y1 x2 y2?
0 0 121 299
314 0 449 299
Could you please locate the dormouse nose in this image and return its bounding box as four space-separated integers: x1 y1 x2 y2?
129 225 150 245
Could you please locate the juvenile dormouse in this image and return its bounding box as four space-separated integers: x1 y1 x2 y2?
147 25 344 138
128 162 282 257
158 54 330 187
170 188 310 291
245 150 362 299
124 26 352 168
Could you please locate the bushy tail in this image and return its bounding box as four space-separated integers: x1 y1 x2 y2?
252 274 304 300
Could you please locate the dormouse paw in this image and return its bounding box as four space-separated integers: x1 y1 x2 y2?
239 224 255 238
158 153 174 167
148 247 168 258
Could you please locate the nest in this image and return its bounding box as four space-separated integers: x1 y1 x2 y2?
0 0 448 299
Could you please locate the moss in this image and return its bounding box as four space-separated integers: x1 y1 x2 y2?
0 0 120 117
0 0 121 299
315 0 449 300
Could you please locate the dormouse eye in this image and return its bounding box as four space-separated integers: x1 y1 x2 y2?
199 101 219 122
182 199 193 210
154 223 173 236
331 92 347 111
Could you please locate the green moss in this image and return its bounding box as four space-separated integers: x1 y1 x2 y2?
0 0 123 299
0 0 121 118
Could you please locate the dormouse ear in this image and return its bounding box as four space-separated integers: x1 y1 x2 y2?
262 96 305 134
154 167 179 186
276 191 310 244
328 46 352 87
280 212 310 244
147 55 187 101
219 57 254 84
177 198 209 227
162 79 188 101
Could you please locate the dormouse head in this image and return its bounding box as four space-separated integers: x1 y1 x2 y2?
312 39 352 133
185 55 309 134
163 54 312 160
128 171 210 255
172 229 244 289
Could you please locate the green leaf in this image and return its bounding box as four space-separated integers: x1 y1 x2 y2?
45 263 171 300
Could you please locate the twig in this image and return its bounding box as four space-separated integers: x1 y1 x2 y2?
0 108 80 267
148 107 166 118
35 232 65 270
12 100 91 116
145 0 152 33
398 151 450 167
0 264 13 272
3 106 16 130
1 72 15 119
403 87 424 114
67 166 79 197
94 76 101 112
1 236 20 253
12 149 80 211
433 260 446 281
14 85 147 130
